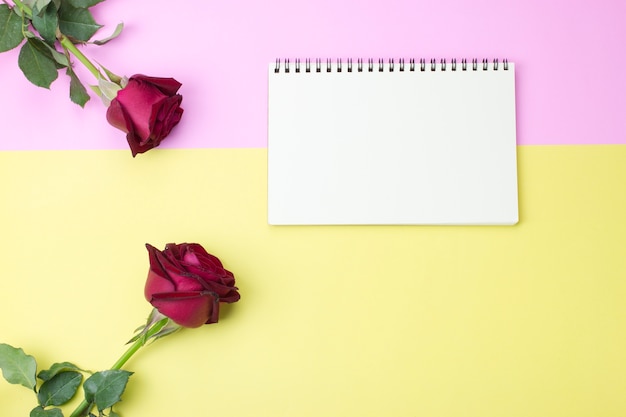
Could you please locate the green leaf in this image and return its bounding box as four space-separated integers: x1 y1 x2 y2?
37 371 82 406
108 410 121 417
92 21 123 45
32 2 58 45
40 41 69 67
38 361 84 382
0 4 25 52
30 406 64 417
34 0 53 14
66 0 106 7
83 370 133 412
0 343 37 390
67 66 91 107
58 4 102 42
18 37 59 88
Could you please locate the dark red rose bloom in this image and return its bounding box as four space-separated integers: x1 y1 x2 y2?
106 75 184 156
144 243 240 328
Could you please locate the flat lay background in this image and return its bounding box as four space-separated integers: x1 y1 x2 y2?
0 0 625 150
1 0 626 416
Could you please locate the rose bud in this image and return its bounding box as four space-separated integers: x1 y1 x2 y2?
144 243 240 328
106 75 184 156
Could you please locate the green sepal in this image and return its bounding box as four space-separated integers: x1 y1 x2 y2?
32 2 58 45
37 371 82 406
58 3 102 43
96 76 121 106
89 84 102 96
29 406 64 417
128 308 181 346
83 370 133 412
92 21 123 45
0 4 25 52
38 361 86 382
18 37 59 88
67 66 91 107
0 343 37 390
98 61 123 84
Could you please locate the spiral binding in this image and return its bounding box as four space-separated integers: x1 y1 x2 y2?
274 58 509 73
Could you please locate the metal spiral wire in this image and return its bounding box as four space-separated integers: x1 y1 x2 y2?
274 58 509 73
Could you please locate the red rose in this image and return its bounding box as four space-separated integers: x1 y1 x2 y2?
106 75 184 156
144 243 240 328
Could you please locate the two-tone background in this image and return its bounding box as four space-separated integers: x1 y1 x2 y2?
2 0 625 415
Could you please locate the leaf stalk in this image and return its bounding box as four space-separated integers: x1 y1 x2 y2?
68 319 168 417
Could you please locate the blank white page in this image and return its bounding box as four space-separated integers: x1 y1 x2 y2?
268 59 518 225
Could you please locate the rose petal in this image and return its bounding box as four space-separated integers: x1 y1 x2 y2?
125 130 151 157
132 74 182 96
144 270 175 301
145 243 170 279
183 250 200 266
147 244 204 292
155 244 187 276
148 96 181 141
105 98 130 134
150 291 218 328
115 79 166 141
218 288 241 303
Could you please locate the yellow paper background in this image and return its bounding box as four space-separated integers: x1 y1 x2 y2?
1 145 625 416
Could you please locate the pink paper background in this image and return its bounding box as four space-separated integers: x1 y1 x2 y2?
1 0 625 151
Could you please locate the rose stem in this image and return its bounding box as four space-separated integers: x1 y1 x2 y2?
11 0 31 17
58 35 104 80
11 0 33 23
68 321 166 417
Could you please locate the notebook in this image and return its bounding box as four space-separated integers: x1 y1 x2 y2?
267 58 518 225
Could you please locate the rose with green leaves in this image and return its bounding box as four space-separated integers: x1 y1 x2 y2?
0 0 121 106
0 0 184 155
0 242 240 417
